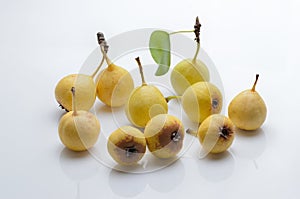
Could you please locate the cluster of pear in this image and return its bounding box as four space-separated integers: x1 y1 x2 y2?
54 30 267 166
54 33 185 165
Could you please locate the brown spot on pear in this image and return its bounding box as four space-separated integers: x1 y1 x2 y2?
144 114 185 159
197 114 235 154
107 126 146 165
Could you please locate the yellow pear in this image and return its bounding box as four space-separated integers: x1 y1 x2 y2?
55 74 96 111
96 63 134 107
182 82 222 123
228 74 267 130
125 57 168 127
144 114 185 159
197 114 235 154
58 87 100 151
171 58 209 95
107 126 146 165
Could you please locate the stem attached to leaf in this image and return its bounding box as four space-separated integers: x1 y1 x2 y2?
169 30 194 35
193 42 200 62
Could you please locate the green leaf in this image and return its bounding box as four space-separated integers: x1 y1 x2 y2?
149 30 171 76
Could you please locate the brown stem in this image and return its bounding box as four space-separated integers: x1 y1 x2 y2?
97 32 111 66
251 74 259 92
165 95 181 103
192 17 201 61
135 57 147 86
71 87 77 116
194 16 201 44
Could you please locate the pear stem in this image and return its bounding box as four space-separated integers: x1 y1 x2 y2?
186 128 198 137
251 74 259 92
71 87 77 116
100 45 112 66
169 30 194 35
165 95 182 103
91 56 105 78
97 32 112 66
193 16 201 61
193 42 200 61
135 57 147 86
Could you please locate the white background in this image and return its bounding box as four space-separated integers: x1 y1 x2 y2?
0 0 299 198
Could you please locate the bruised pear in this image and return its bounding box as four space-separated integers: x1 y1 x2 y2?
144 114 185 159
197 114 235 154
107 126 146 165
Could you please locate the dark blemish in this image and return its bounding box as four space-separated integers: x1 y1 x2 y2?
156 123 184 153
124 146 138 158
59 104 69 112
114 136 146 164
212 99 218 109
171 131 181 142
218 125 233 140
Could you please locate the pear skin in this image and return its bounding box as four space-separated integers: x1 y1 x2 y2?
182 82 222 124
228 74 267 130
198 114 235 154
107 126 146 165
144 114 185 159
55 74 96 111
96 63 134 107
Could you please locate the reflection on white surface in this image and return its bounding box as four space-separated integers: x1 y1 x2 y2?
109 168 147 197
59 148 99 182
197 151 235 182
147 159 185 192
231 128 266 169
108 160 185 197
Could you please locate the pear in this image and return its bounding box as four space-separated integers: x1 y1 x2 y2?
171 58 209 95
170 17 210 95
228 74 267 130
58 87 100 151
144 114 185 159
107 126 146 165
196 114 235 154
55 33 109 112
182 82 223 124
96 63 134 107
96 32 134 107
125 57 168 127
55 74 96 111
